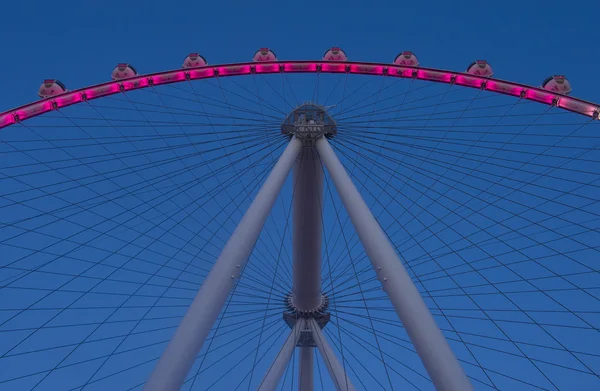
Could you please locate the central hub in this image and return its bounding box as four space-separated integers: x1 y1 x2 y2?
281 103 337 144
283 293 330 346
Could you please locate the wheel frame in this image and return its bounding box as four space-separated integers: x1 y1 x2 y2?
2 60 599 130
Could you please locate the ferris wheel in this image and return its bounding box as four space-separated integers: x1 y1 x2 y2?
0 46 599 391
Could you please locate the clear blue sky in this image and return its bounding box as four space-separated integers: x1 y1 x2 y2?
0 0 599 111
0 1 599 390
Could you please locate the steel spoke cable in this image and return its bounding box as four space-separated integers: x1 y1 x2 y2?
319 79 419 284
218 75 286 116
148 83 290 281
180 75 285 116
246 139 303 389
207 76 289 115
334 316 554 391
67 141 285 390
354 105 598 234
281 72 300 109
337 97 535 125
335 310 577 390
120 89 286 267
2 141 279 372
337 134 600 265
104 93 283 125
336 88 527 123
328 76 377 118
321 84 455 285
331 77 431 119
0 132 263 176
324 334 390 391
320 78 407 284
195 322 288 390
331 141 594 385
0 312 282 387
0 160 273 281
398 203 600 271
340 138 600 297
0 131 263 217
211 76 294 282
213 77 295 278
0 132 251 203
322 72 346 107
0 138 282 348
319 153 352 391
340 130 600 184
188 143 290 389
235 320 302 391
324 138 396 389
71 318 286 391
330 319 455 390
338 306 600 360
184 79 294 281
335 85 481 121
260 76 295 114
339 305 598 332
342 130 600 167
336 138 600 320
144 84 284 120
310 318 352 391
331 139 500 388
2 306 281 364
0 136 277 284
336 101 576 124
1 114 234 262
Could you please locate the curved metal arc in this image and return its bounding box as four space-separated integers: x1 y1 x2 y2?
2 60 599 129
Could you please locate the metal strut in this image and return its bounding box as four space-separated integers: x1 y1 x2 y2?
143 137 302 391
315 136 474 391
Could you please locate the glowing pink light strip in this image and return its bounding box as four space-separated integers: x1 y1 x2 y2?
1 60 598 129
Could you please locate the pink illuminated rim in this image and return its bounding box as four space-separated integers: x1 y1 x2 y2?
2 60 599 129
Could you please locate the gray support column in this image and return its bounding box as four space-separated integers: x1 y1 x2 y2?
298 347 314 391
143 137 303 391
292 146 324 311
315 137 473 391
309 318 356 391
292 147 322 391
257 319 305 391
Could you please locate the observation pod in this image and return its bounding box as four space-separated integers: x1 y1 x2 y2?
252 48 277 62
394 51 420 66
182 53 207 68
323 47 347 61
466 60 494 77
37 79 67 99
541 75 572 95
111 63 138 80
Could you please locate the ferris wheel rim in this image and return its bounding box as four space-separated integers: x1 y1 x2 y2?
1 59 599 130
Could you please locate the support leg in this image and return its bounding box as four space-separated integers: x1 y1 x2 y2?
309 318 356 391
292 147 322 391
292 146 324 311
298 347 314 391
315 137 473 391
257 319 305 391
143 137 303 391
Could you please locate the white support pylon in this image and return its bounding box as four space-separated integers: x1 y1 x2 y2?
143 137 303 391
258 319 305 391
298 346 314 391
315 137 473 391
309 318 356 391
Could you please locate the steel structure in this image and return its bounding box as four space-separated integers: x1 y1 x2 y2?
140 102 472 391
2 61 599 129
2 55 599 391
